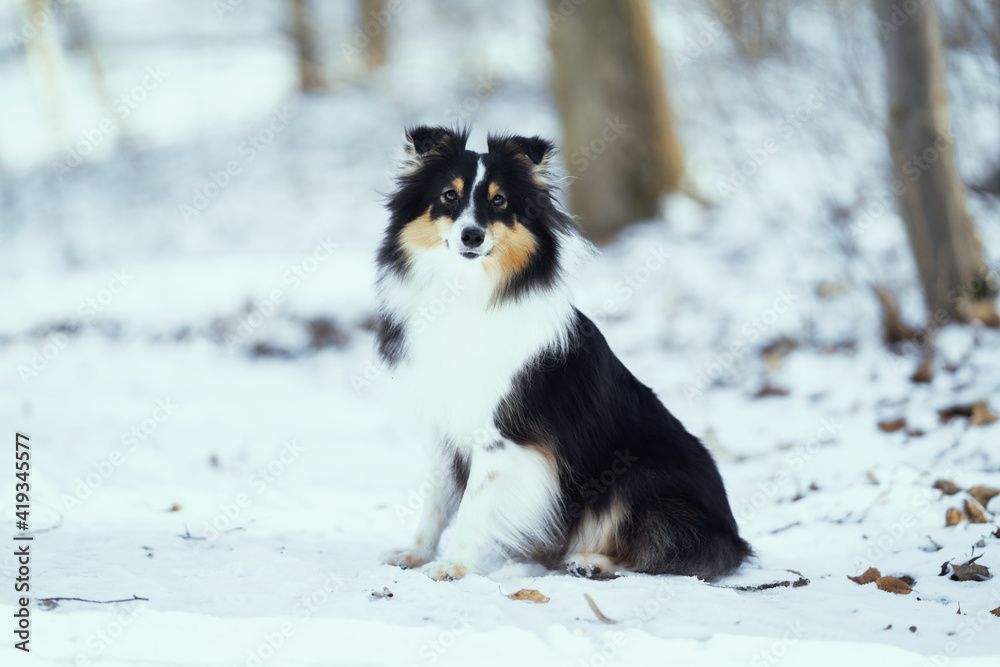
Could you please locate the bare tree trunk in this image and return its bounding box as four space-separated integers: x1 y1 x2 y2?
875 0 998 326
289 0 326 91
548 0 684 241
360 0 389 72
24 0 66 145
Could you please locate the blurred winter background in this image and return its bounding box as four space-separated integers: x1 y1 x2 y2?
1 0 1000 665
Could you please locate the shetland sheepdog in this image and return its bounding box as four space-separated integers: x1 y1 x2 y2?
376 126 751 581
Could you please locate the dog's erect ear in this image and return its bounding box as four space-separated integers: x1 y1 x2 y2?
509 135 555 167
399 126 467 175
406 125 453 156
500 134 558 186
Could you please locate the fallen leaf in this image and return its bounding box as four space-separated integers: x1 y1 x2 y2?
753 384 789 399
965 499 989 524
878 418 907 433
971 402 998 427
876 576 912 595
817 281 849 298
909 626 917 633
949 556 991 582
939 401 998 426
168 504 182 512
762 337 799 370
968 486 1000 509
508 589 549 603
945 508 969 526
934 480 962 495
849 567 881 585
991 606 1000 618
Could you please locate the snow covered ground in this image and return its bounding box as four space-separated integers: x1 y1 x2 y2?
1 0 999 665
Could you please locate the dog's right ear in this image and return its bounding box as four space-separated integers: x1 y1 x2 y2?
399 126 466 175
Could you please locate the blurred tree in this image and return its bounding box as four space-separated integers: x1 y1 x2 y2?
360 0 389 73
715 0 788 61
23 0 66 145
289 0 326 91
547 0 684 241
875 0 999 327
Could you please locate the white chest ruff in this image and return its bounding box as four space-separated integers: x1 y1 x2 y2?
380 249 573 447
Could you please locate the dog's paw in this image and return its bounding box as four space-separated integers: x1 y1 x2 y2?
420 560 470 581
564 553 619 580
381 548 431 569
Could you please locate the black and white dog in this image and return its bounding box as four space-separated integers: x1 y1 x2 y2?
376 127 751 581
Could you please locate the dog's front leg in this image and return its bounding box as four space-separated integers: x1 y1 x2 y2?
382 449 466 569
421 442 560 581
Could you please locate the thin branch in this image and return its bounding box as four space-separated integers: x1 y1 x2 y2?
39 594 148 607
583 594 617 624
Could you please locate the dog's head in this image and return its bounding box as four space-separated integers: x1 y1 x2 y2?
380 126 580 302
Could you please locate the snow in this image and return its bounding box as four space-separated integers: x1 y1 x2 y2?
1 0 999 665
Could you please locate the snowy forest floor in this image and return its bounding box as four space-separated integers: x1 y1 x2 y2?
1 1 1000 665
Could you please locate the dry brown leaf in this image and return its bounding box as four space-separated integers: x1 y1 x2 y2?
945 508 969 526
817 281 849 298
948 556 991 582
940 402 998 426
169 504 182 512
991 606 1000 618
971 402 998 427
968 486 1000 509
934 480 962 495
507 589 549 603
848 567 881 585
965 499 989 524
878 418 907 433
875 576 912 595
762 337 799 370
753 384 789 399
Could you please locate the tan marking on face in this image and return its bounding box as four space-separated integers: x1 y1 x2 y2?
483 216 537 284
400 206 453 257
488 182 500 198
451 177 464 195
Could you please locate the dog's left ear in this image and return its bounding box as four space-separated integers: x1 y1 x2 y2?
507 135 558 186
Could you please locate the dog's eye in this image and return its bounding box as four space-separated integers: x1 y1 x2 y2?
443 189 459 202
492 194 506 207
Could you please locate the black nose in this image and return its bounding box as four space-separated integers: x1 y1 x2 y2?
461 226 484 248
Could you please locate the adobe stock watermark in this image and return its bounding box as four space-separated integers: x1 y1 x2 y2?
179 105 296 223
74 600 147 667
590 245 670 325
351 277 467 392
61 398 180 512
188 439 306 548
876 0 924 39
672 0 748 69
850 128 958 238
684 288 797 401
243 569 345 667
340 0 407 64
717 83 832 199
6 0 73 52
735 416 843 522
51 67 169 178
413 612 474 666
568 116 629 174
226 236 339 351
852 462 965 572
